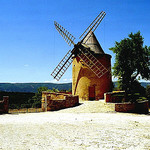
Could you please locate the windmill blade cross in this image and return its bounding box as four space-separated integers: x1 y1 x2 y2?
51 49 73 81
54 21 76 46
51 11 107 81
79 11 106 44
78 47 108 78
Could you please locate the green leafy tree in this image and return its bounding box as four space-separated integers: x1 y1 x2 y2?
67 88 72 93
51 88 59 92
47 88 59 93
29 86 48 108
110 31 150 100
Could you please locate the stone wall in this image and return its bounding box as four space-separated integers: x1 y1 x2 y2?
0 96 9 114
104 91 125 103
115 101 149 114
42 92 79 111
42 92 66 100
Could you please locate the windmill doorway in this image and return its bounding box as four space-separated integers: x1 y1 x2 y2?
89 86 95 100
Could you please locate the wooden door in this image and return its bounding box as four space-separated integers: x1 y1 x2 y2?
89 86 95 100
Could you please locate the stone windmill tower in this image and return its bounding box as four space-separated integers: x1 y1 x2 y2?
51 11 112 100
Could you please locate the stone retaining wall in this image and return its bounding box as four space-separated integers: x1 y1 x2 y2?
104 91 125 103
0 96 9 114
115 101 149 114
115 103 135 113
42 92 79 111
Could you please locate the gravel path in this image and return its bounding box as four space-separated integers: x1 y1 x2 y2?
0 100 150 150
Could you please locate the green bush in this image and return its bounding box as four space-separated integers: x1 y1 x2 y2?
32 101 41 108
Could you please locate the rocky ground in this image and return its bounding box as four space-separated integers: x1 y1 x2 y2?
0 100 150 150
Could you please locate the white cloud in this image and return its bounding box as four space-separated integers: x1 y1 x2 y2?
24 64 29 67
45 79 59 83
44 78 72 84
62 78 72 82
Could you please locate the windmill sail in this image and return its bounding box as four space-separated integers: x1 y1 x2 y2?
51 11 108 81
79 11 106 44
54 21 75 46
78 48 108 78
51 50 73 81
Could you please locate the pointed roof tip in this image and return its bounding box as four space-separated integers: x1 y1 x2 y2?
82 31 105 54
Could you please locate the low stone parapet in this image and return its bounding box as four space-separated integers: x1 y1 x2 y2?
65 95 79 108
42 92 79 111
104 91 125 103
0 96 9 114
47 99 66 111
115 100 149 114
42 91 66 100
115 102 135 113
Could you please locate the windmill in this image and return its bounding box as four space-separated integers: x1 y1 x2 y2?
51 11 112 100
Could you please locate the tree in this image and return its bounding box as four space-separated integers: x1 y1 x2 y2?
110 31 150 98
28 86 48 108
47 88 59 93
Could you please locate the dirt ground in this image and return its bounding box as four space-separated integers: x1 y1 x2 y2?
0 100 150 150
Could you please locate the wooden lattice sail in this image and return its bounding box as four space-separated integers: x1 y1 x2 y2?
51 11 112 100
51 11 108 81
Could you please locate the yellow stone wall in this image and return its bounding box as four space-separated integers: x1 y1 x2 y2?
42 92 66 100
72 54 112 100
41 92 79 111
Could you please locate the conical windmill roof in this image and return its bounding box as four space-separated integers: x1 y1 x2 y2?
82 31 105 54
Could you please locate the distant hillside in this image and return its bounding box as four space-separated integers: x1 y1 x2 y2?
0 83 72 93
140 82 150 88
113 81 150 88
0 82 149 93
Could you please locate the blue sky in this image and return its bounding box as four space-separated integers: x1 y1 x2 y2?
0 0 150 83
